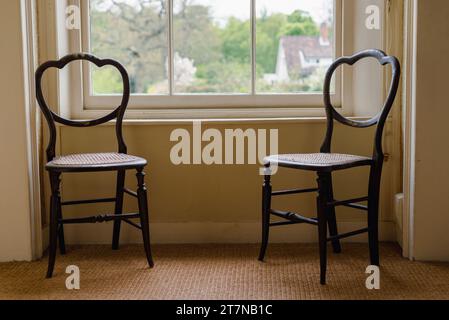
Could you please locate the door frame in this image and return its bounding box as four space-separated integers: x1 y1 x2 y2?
401 0 418 260
22 0 43 260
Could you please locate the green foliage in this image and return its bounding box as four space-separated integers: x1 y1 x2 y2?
280 10 319 36
280 23 319 36
287 9 314 24
256 13 287 73
220 17 251 64
173 5 223 66
189 61 250 93
92 67 123 94
257 67 326 93
90 0 168 93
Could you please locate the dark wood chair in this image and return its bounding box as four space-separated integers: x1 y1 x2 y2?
35 53 154 278
259 49 400 285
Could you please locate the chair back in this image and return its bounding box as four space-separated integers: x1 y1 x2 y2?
321 49 401 162
35 53 130 161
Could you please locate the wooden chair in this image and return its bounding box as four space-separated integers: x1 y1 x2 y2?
35 53 154 278
259 49 400 285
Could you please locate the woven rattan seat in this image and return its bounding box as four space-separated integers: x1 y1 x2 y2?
46 152 147 172
264 153 372 171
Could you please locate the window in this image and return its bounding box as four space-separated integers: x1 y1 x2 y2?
76 0 342 117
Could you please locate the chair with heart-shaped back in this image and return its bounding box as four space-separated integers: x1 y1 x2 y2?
259 49 401 284
35 53 154 278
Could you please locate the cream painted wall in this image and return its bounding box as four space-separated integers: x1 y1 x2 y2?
347 0 385 117
0 1 34 261
52 121 397 244
412 0 449 261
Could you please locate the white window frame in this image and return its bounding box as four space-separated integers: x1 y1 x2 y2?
63 0 385 120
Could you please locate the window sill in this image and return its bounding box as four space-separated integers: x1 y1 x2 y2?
120 117 331 126
71 105 352 124
68 116 378 126
69 105 382 126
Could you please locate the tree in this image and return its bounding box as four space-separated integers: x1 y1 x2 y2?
91 0 223 93
191 61 250 93
172 52 196 87
280 10 319 36
220 17 251 64
173 3 222 66
256 13 287 74
91 0 168 93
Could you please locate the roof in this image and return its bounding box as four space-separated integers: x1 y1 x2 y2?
280 35 333 74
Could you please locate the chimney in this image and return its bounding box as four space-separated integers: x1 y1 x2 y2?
319 22 330 46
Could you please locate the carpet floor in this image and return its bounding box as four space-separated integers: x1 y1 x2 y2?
0 243 448 300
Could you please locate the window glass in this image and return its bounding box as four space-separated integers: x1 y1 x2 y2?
173 0 251 94
256 0 335 93
88 0 335 96
90 0 169 94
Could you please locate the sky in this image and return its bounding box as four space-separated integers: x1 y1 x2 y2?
97 0 333 25
194 0 333 24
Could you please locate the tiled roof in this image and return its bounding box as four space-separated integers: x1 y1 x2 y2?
280 35 333 74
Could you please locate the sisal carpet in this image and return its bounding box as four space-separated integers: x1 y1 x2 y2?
0 243 448 300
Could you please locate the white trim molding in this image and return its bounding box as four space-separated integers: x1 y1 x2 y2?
21 0 43 260
401 0 417 260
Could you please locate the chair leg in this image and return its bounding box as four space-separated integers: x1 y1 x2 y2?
57 195 66 255
47 172 61 278
112 170 126 250
258 172 272 261
136 168 154 268
368 167 381 266
316 173 329 285
325 173 341 254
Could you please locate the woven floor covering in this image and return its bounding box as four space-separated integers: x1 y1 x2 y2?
0 243 448 300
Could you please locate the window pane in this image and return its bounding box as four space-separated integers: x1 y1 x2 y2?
89 0 168 94
256 0 334 93
173 0 251 94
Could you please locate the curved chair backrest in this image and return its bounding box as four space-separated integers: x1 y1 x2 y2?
321 49 401 162
35 53 130 161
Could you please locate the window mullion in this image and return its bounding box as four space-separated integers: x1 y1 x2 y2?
168 0 174 95
250 0 256 96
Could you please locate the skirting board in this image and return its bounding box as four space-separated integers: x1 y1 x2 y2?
54 221 396 245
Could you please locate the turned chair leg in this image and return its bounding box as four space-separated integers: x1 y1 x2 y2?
136 169 154 268
258 171 272 261
325 173 341 254
56 191 66 255
316 173 329 285
112 170 125 250
368 167 381 266
47 172 61 278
